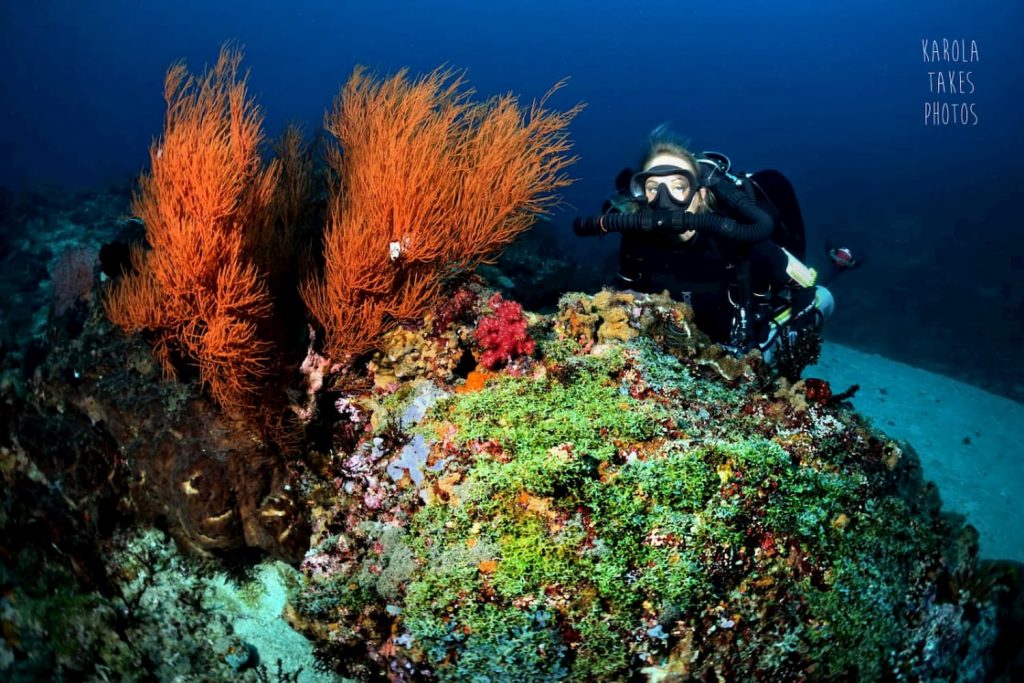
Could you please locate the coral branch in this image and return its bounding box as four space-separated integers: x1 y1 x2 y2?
103 46 278 411
303 67 581 362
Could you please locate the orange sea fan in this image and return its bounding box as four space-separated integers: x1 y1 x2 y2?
104 46 278 412
303 66 582 362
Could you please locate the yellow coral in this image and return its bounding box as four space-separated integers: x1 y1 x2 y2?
553 296 599 343
368 323 461 389
597 306 636 343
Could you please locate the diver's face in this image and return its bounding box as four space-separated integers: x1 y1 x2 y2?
644 173 695 207
641 154 705 213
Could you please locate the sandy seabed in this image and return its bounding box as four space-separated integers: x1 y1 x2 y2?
809 342 1024 563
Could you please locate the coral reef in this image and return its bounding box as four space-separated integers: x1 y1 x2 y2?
0 525 244 680
0 516 318 681
282 290 1019 681
553 289 759 382
4 258 1022 679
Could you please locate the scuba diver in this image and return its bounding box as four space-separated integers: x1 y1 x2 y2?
573 126 834 371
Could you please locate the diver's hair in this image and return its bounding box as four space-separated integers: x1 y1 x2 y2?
643 123 695 164
641 123 714 213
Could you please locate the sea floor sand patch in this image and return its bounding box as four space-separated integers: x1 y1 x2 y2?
809 343 1024 563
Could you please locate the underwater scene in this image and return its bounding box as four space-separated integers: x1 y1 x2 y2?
1 1 1022 680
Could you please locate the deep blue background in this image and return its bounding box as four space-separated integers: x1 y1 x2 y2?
2 0 1023 393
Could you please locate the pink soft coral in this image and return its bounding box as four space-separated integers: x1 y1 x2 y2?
474 294 535 370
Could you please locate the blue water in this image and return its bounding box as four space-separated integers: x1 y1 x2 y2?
2 0 1022 394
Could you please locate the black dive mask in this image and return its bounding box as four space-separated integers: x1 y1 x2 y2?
649 183 692 211
630 165 700 211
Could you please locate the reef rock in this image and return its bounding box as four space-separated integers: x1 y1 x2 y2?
3 306 307 564
287 291 1021 681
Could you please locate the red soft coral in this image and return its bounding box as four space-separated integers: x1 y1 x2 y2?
474 294 535 370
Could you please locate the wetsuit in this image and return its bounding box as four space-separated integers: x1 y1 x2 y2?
619 228 818 349
575 168 831 357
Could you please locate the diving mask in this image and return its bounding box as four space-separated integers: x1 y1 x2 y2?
629 164 700 211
